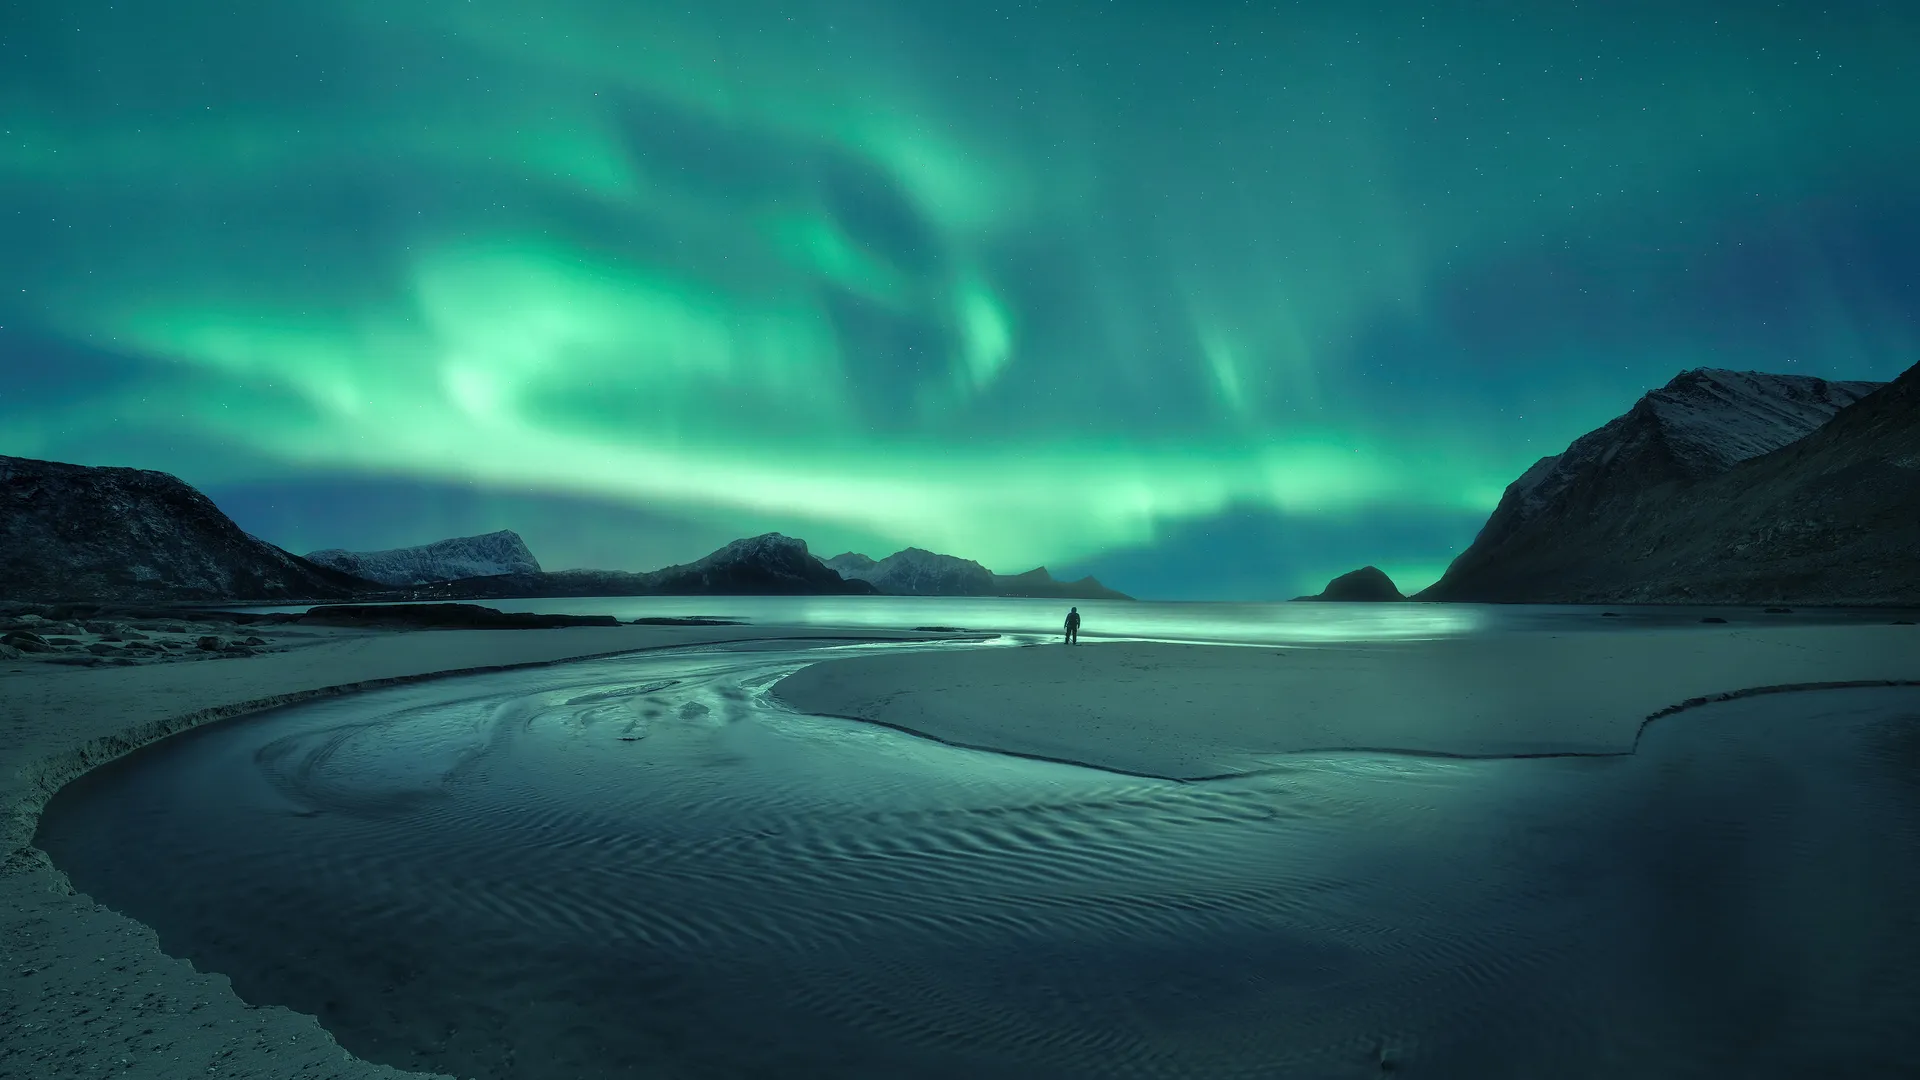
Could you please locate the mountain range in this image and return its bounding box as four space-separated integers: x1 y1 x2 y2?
826 549 1132 600
5 359 1916 607
408 533 876 599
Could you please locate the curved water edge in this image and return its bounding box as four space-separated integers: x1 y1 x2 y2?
35 637 1920 1079
5 633 950 878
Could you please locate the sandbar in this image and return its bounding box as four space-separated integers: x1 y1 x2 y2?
772 626 1920 778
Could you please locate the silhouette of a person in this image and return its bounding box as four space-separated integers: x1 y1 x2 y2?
1064 606 1081 645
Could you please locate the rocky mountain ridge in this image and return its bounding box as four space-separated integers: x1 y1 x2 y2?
1420 365 1917 604
0 456 371 603
827 547 1133 600
417 534 877 599
305 530 541 585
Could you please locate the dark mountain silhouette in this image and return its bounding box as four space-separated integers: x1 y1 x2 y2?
1294 566 1406 602
1420 365 1918 604
0 455 371 603
417 534 877 599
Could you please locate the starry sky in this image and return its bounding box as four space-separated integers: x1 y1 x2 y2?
4 1 1916 599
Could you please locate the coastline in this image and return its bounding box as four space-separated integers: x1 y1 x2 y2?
6 618 1918 1078
771 626 1920 778
0 622 952 1080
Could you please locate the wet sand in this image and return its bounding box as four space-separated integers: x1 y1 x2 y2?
0 622 949 1080
773 626 1920 775
7 620 1920 1078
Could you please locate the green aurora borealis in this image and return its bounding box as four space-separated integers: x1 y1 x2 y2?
4 1 1916 597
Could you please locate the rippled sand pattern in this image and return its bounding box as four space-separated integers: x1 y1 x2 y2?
37 643 1920 1079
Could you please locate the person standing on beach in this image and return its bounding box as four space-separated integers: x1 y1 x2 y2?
1064 606 1081 645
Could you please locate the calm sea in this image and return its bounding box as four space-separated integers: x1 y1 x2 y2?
230 594 1904 645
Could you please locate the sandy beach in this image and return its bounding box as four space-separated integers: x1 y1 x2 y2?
5 618 1918 1078
0 620 950 1080
774 626 1920 777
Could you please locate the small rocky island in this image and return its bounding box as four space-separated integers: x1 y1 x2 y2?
1294 566 1407 602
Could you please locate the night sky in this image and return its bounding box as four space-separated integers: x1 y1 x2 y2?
4 1 1916 598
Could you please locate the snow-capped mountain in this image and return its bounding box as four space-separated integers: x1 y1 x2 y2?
828 548 1133 600
1422 366 1912 603
1499 368 1882 528
420 533 876 599
0 455 369 602
305 530 541 586
827 548 997 595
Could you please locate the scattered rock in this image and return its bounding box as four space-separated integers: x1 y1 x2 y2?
85 643 123 656
160 624 189 633
45 637 83 647
195 636 224 651
303 604 621 630
243 636 267 646
1701 617 1729 624
119 629 149 640
39 621 83 635
2 630 49 648
222 645 257 657
1764 606 1793 614
0 643 23 661
158 641 182 650
82 620 119 635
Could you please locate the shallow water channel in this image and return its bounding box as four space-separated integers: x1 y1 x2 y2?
38 638 1920 1079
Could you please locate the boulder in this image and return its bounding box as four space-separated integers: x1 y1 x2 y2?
196 635 224 651
299 604 621 630
0 643 23 661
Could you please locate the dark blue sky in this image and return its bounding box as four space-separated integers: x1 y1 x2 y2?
3 0 1914 596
